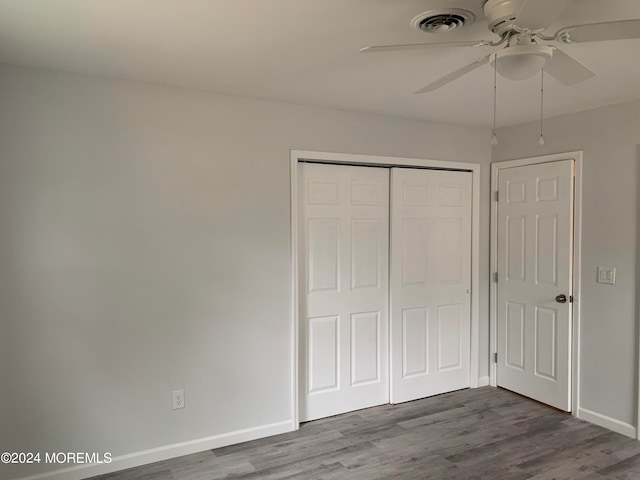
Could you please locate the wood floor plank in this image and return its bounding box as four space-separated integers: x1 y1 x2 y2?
169 450 255 479
88 387 640 480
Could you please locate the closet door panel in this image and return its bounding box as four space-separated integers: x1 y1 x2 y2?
390 168 472 403
299 163 389 421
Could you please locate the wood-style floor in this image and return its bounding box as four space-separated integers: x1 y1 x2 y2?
91 387 640 480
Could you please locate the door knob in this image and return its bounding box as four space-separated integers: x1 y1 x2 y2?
555 294 567 304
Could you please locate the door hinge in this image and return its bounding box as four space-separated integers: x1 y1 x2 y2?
494 272 498 283
493 352 498 363
495 191 499 202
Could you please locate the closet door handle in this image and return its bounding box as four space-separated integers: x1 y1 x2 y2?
555 294 567 304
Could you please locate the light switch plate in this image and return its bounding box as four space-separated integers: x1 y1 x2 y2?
597 266 616 285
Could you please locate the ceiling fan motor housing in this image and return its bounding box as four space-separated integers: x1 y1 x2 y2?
484 0 527 36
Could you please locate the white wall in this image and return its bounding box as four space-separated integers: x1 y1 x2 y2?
494 100 640 433
0 64 491 480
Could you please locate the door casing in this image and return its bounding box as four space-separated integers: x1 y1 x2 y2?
490 151 583 416
291 150 481 428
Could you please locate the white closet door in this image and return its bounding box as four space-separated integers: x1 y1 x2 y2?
299 163 389 421
497 160 574 411
390 168 472 404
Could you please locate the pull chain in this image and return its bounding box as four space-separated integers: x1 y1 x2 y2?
539 68 545 146
491 54 498 146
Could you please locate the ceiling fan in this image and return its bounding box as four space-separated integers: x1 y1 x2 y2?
360 0 640 93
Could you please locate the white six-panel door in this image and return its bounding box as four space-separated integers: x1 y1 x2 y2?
390 168 472 404
497 159 574 412
299 163 390 421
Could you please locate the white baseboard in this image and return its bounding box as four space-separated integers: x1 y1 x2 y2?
477 376 490 387
577 407 636 438
14 420 295 480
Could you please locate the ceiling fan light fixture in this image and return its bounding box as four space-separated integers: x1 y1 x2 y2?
491 45 554 80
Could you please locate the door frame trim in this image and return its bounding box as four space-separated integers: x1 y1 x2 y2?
290 149 481 428
489 151 583 415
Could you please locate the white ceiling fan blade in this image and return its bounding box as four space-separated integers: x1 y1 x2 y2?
360 40 491 53
555 19 640 43
545 48 595 86
514 0 572 31
415 55 491 94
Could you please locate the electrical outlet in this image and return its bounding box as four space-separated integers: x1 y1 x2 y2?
172 389 185 410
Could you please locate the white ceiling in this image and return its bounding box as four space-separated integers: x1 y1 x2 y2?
0 0 639 127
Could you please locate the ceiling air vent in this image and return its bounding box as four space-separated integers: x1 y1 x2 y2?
410 9 475 33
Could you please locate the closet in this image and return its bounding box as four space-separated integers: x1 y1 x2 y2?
299 162 471 421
